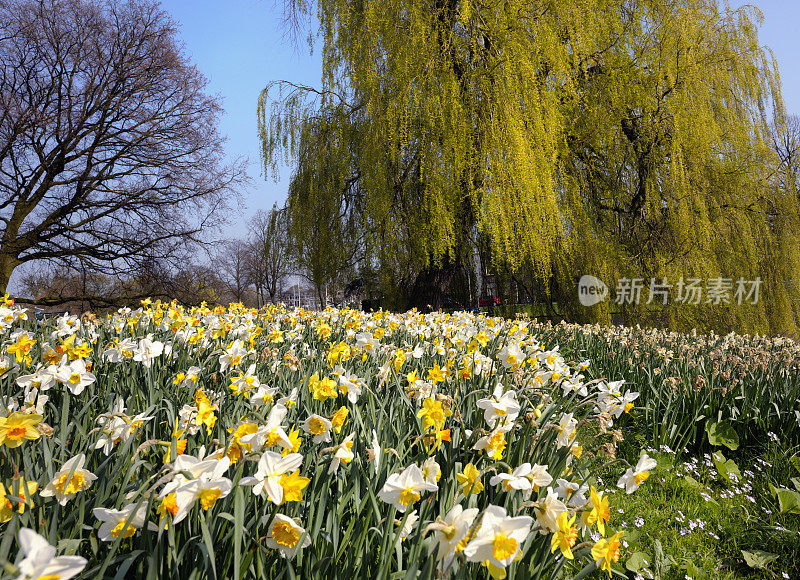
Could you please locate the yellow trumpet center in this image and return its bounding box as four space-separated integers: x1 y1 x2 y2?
492 533 518 561
273 521 301 547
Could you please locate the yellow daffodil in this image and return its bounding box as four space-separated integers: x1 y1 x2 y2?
456 463 484 496
591 531 624 576
0 413 42 448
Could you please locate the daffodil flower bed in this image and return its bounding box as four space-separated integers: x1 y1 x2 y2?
0 298 653 578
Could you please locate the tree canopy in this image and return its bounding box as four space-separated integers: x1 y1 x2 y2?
0 0 244 294
261 0 800 333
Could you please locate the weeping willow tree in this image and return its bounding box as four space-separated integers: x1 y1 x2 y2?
260 0 800 333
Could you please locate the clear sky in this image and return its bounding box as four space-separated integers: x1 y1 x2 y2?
160 0 800 234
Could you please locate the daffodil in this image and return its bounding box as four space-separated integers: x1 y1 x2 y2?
591 531 624 576
489 463 534 494
56 358 96 395
194 388 217 434
241 451 304 505
473 425 509 460
378 464 438 513
6 334 36 364
462 505 532 571
0 479 37 522
617 453 657 494
586 486 611 536
302 414 333 444
173 458 232 522
0 412 42 448
550 511 578 559
265 514 311 559
327 432 355 474
93 503 148 541
533 488 568 534
367 429 381 475
425 504 479 570
15 528 87 580
476 383 520 427
40 454 97 505
456 462 484 497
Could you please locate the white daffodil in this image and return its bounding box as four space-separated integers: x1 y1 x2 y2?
219 339 248 372
265 514 311 559
16 528 87 580
172 457 232 523
421 457 441 485
239 404 293 451
489 463 534 493
554 478 589 506
378 464 438 513
328 432 355 474
426 504 479 570
94 415 129 455
40 454 97 506
396 509 419 543
240 451 303 505
527 464 553 493
367 429 381 475
462 505 532 570
250 384 278 407
93 503 148 541
473 423 512 460
497 343 524 369
16 365 58 392
132 337 165 368
476 383 521 427
335 369 364 403
56 359 95 395
276 386 298 409
617 452 657 493
230 363 260 396
533 488 568 533
555 412 578 449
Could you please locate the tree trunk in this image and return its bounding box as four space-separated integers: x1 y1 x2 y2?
0 252 19 295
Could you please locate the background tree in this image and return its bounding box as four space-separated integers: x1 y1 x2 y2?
262 0 800 333
281 109 366 307
216 240 253 305
0 0 244 294
247 204 291 305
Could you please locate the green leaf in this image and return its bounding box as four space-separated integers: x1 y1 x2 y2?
706 420 739 450
712 452 741 483
685 561 708 579
775 487 800 514
57 539 82 556
625 551 651 573
791 477 800 493
741 549 778 569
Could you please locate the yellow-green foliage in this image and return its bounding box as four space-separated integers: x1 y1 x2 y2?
259 0 800 334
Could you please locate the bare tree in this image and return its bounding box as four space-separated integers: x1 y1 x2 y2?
0 0 245 294
216 240 253 305
248 204 291 305
772 114 800 196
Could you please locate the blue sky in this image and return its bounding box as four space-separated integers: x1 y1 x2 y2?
161 0 800 232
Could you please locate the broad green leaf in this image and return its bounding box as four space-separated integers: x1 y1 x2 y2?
775 488 800 514
712 452 741 483
625 552 651 573
741 550 778 569
705 420 739 450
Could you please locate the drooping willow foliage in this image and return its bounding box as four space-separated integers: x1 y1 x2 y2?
259 0 800 334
